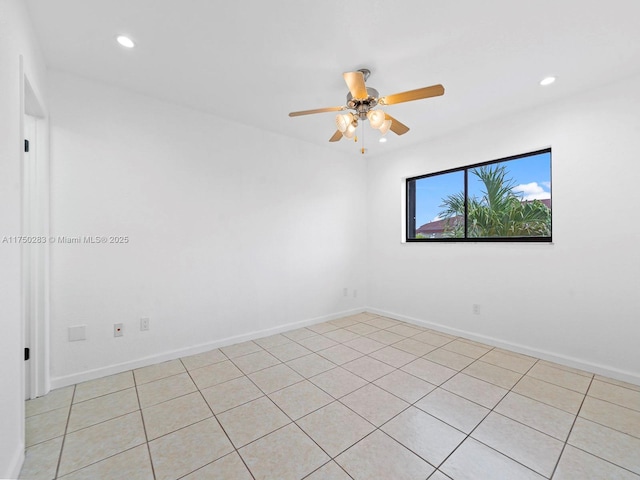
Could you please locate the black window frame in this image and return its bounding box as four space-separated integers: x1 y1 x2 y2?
406 148 552 243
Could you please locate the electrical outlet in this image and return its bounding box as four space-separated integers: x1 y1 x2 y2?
114 323 124 337
140 317 150 331
472 304 481 315
343 288 348 297
353 289 358 298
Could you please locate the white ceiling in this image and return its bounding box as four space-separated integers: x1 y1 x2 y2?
25 0 640 156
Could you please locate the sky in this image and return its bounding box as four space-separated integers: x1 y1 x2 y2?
412 151 551 227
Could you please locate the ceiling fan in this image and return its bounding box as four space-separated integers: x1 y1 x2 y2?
289 68 444 144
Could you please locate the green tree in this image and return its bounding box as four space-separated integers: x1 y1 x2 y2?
438 165 550 238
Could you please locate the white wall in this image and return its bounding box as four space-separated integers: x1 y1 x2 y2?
0 0 47 477
367 73 640 384
48 71 367 386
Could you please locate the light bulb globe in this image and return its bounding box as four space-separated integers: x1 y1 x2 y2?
336 113 354 133
343 122 357 139
378 119 392 135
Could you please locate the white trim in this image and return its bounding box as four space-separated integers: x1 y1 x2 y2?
32 112 51 398
21 68 51 400
50 302 640 390
366 307 640 387
50 307 365 389
4 443 25 480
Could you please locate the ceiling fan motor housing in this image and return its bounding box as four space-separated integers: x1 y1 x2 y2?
347 87 380 119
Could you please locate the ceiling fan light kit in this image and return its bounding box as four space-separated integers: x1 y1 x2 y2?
289 68 445 151
367 109 386 129
336 112 355 133
343 122 357 139
378 119 392 135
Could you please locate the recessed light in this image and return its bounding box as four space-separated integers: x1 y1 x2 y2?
116 35 135 48
540 76 556 86
379 137 387 143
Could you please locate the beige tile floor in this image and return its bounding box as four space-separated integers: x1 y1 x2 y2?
20 312 640 480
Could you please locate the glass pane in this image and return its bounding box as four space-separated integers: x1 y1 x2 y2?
410 170 465 239
467 151 551 238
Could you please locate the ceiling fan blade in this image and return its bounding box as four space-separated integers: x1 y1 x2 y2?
289 106 345 117
329 130 343 142
379 84 444 105
385 114 410 135
343 71 368 100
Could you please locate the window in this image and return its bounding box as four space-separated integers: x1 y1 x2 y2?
406 149 551 242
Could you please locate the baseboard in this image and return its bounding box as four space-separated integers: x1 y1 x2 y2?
50 307 366 390
366 307 640 387
3 442 25 480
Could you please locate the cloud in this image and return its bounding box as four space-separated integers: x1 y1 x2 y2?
431 214 444 222
513 182 551 201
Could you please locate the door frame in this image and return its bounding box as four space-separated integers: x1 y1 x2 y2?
21 57 50 400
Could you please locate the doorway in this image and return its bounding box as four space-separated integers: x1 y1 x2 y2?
22 68 50 400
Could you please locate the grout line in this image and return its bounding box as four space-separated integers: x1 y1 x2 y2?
559 444 640 478
172 451 253 480
583 389 640 413
548 374 594 479
300 458 355 479
49 391 152 479
133 372 157 480
427 357 541 474
591 376 640 393
223 325 411 476
52 384 76 479
449 357 625 478
183 360 257 480
60 404 141 436
221 368 314 454
133 370 187 388
535 359 593 378
54 445 150 479
26 315 640 480
290 324 509 450
507 377 589 414
430 390 543 476
70 372 135 404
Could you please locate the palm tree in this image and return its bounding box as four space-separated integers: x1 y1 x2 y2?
438 164 550 238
